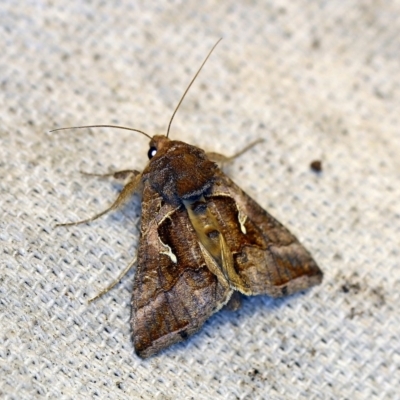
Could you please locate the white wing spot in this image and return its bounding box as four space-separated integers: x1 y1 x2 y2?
158 236 177 263
237 208 247 234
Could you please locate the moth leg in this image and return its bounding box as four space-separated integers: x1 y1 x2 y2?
207 138 264 164
80 169 140 180
89 256 137 302
56 173 142 227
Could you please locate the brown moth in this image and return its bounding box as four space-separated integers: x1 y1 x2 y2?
53 40 323 358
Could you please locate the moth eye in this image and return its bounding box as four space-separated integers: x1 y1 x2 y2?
148 146 157 159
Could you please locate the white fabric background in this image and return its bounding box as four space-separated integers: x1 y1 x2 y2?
1 1 399 399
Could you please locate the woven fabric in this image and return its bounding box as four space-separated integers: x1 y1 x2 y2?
1 1 399 399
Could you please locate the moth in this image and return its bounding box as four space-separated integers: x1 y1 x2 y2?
53 40 323 358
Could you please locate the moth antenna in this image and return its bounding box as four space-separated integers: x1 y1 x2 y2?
166 38 222 138
49 124 152 140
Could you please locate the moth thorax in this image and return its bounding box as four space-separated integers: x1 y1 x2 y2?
148 140 217 204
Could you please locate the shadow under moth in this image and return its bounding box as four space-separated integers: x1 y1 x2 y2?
54 40 323 358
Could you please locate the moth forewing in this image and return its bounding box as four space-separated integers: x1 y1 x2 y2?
208 170 323 297
131 181 233 358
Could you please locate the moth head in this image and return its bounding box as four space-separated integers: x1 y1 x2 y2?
147 135 171 160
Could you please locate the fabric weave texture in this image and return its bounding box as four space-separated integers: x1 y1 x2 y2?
1 1 399 399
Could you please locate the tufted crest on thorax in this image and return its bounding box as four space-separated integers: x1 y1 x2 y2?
142 135 217 205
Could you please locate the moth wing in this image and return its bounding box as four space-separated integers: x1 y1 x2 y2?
207 171 323 297
131 182 232 358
